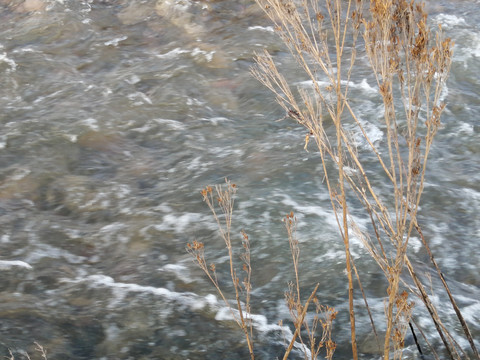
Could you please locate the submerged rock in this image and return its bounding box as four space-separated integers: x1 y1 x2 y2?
117 1 155 25
1 0 46 12
76 130 124 153
19 0 45 12
155 0 206 37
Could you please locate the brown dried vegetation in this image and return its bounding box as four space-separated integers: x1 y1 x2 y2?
188 180 255 359
190 0 479 359
7 342 48 360
189 181 337 360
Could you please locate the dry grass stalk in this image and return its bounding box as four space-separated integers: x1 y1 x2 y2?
32 342 47 360
283 212 337 360
187 179 254 359
7 342 48 360
252 0 477 359
189 182 337 360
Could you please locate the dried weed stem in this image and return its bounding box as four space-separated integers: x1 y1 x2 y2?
187 179 254 360
189 183 337 360
6 342 48 360
252 0 477 359
283 212 337 360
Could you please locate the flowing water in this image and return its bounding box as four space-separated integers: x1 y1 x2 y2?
0 0 479 359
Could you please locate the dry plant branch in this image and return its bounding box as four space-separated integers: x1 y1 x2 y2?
6 343 48 360
252 1 364 357
283 212 337 360
190 185 337 360
187 179 255 360
32 342 47 360
252 0 477 359
414 224 479 358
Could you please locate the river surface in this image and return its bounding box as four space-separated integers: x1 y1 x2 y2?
0 0 479 359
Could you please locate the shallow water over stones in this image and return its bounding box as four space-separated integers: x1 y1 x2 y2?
0 0 479 359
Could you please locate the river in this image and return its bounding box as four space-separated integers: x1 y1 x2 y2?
0 0 479 359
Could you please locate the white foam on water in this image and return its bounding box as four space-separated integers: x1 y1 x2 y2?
104 323 121 344
147 211 214 234
99 222 129 244
153 118 187 131
154 202 173 213
343 165 358 176
24 243 86 264
186 97 206 107
65 272 317 357
104 36 128 47
79 117 99 130
208 146 244 158
191 47 215 62
11 47 37 54
9 167 31 181
162 213 204 233
313 249 345 263
435 78 449 103
99 222 128 233
102 87 113 97
0 135 7 149
114 184 132 199
456 294 480 324
438 24 480 65
161 263 193 284
248 26 275 33
57 226 83 240
125 74 141 85
0 260 33 270
80 192 110 211
163 0 191 12
352 118 384 149
434 14 467 29
155 47 190 60
215 306 312 358
297 78 378 96
279 193 339 230
33 90 65 104
408 236 422 253
64 274 217 311
461 187 480 202
346 78 378 94
201 116 232 125
186 156 202 171
130 123 156 133
296 79 331 90
455 121 474 135
127 91 152 105
0 52 17 72
63 133 77 143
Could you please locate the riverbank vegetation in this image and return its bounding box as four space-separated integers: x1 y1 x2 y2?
189 0 479 359
6 342 48 360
